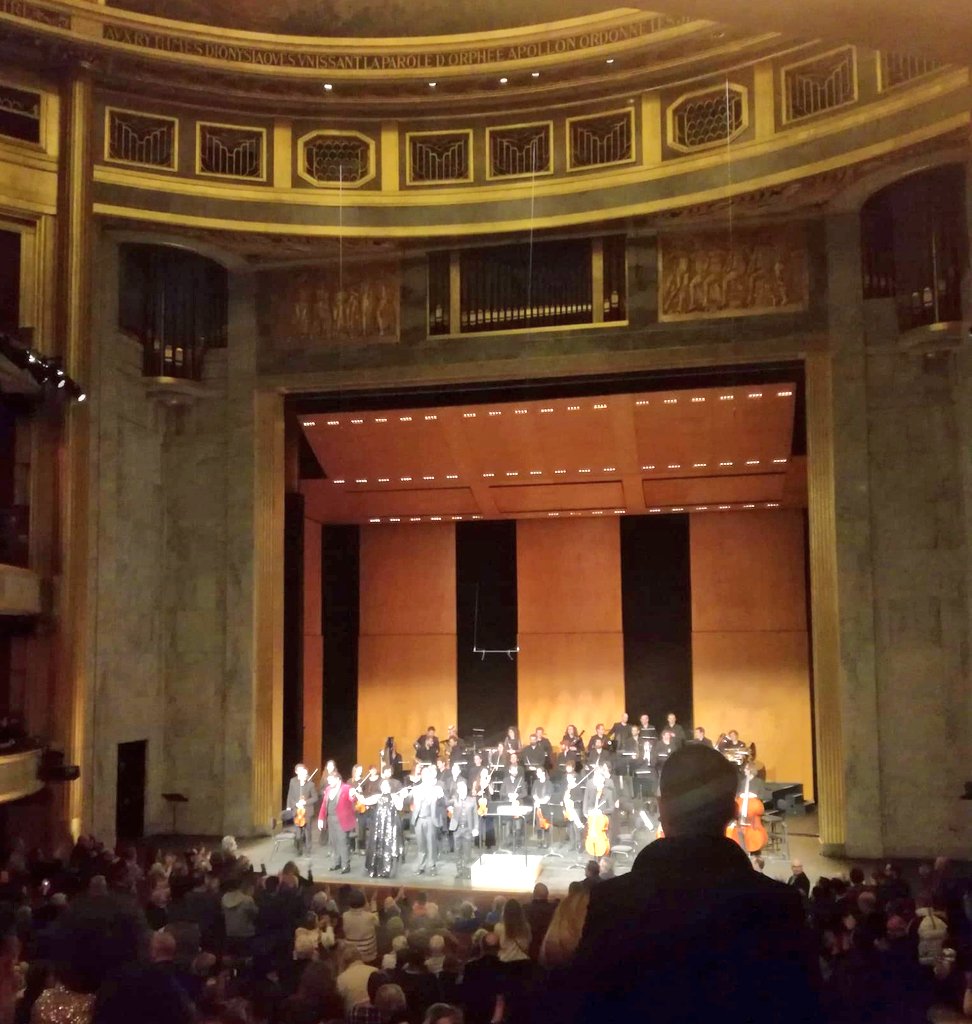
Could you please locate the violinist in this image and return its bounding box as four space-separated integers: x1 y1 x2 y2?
348 763 367 854
466 750 485 783
502 725 521 758
501 754 528 850
561 724 585 761
285 762 319 855
532 768 553 849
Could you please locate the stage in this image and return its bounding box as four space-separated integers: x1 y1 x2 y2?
234 811 834 899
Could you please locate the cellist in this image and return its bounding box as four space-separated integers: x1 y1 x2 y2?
583 763 618 854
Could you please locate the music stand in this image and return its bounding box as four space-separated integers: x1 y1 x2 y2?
162 793 188 834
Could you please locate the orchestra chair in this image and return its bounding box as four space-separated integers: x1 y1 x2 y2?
761 811 790 861
270 817 300 860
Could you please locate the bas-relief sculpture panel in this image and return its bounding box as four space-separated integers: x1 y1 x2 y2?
256 262 400 356
658 226 808 322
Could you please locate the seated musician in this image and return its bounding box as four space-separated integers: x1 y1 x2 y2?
414 729 439 765
561 761 584 852
488 741 507 769
561 724 585 761
444 734 462 768
693 726 713 748
532 767 554 849
588 736 613 770
586 723 609 757
638 713 657 740
651 728 677 774
582 764 618 841
521 733 546 771
717 729 747 755
502 725 521 757
466 750 485 782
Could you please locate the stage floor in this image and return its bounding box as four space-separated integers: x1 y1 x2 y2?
236 812 837 898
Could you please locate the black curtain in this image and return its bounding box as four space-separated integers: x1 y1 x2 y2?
456 521 517 744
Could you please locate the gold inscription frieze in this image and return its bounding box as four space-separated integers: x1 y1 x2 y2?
659 226 808 321
99 19 659 72
0 0 69 29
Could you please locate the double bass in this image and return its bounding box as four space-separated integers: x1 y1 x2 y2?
727 765 767 853
584 786 611 858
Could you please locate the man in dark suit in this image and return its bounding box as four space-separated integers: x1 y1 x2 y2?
449 777 479 879
524 882 558 960
284 763 318 854
788 858 811 897
410 765 445 875
569 743 820 1024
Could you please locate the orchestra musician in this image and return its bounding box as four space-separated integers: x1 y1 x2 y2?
561 724 585 762
500 754 528 849
587 723 609 756
534 727 553 765
693 726 713 748
588 736 613 770
502 725 521 758
414 730 439 766
562 762 584 852
284 763 319 855
532 767 553 849
317 770 356 873
638 713 657 741
718 728 747 753
520 733 546 785
449 777 479 879
381 737 404 781
583 763 618 844
652 728 677 775
466 750 485 782
609 713 630 752
348 763 367 853
488 741 506 769
666 712 687 750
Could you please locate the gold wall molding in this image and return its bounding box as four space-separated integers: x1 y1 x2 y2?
196 120 267 182
659 224 808 321
667 81 749 154
0 748 45 804
296 128 375 189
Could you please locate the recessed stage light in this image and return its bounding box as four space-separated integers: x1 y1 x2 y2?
488 410 502 416
579 468 591 473
719 461 733 467
567 405 580 411
483 472 495 478
663 398 677 405
400 416 412 422
499 77 509 84
351 418 364 424
375 417 388 423
773 458 788 465
672 507 685 512
302 420 316 427
593 403 607 410
649 507 661 513
428 81 437 88
605 58 615 64
693 463 708 468
463 412 476 418
390 517 401 522
540 408 554 414
323 83 334 91
747 392 763 399
514 408 528 415
424 414 437 420
613 509 625 514
745 460 760 466
333 479 345 484
378 478 390 483
743 504 756 509
695 506 709 511
642 465 655 471
718 505 730 510
506 472 518 477
410 517 421 522
452 516 462 520
777 390 793 397
554 469 566 474
548 512 560 517
592 511 604 516
529 470 542 476
422 476 435 481
430 516 442 521
401 476 412 482
719 395 734 401
471 515 482 520
327 420 339 425
355 478 368 484
531 71 540 78
766 502 780 508
668 464 681 470
691 397 706 403
445 474 458 480
603 467 616 473
369 518 380 523
635 400 650 406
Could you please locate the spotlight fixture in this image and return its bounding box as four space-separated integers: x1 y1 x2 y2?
0 332 86 404
499 77 508 84
323 82 334 91
428 81 437 88
531 71 540 78
605 58 615 64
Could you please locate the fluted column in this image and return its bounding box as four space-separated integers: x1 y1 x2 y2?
54 68 94 839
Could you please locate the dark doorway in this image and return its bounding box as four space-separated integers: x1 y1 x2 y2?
116 740 146 841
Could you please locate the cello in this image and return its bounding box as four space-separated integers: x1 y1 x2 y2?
727 764 767 853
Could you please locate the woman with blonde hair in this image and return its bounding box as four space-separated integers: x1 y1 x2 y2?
539 886 591 969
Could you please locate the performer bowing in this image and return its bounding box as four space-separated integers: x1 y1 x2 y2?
410 765 445 876
285 763 319 855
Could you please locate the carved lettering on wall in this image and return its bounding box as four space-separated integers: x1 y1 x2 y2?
658 227 808 321
257 261 400 350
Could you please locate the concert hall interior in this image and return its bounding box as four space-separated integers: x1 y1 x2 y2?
0 0 971 884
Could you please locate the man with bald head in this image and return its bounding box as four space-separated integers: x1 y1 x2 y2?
568 744 819 1023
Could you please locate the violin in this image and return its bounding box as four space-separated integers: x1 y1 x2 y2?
477 796 488 816
536 805 551 831
726 768 767 853
292 768 319 828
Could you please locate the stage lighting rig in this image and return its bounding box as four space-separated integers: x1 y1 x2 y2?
0 331 87 403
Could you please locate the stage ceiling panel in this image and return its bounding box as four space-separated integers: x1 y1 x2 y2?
299 381 802 524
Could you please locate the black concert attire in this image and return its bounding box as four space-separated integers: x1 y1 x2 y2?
536 736 553 765
609 720 630 752
466 757 486 783
718 736 747 754
414 737 439 765
487 746 507 769
500 768 528 849
521 742 545 768
502 731 521 758
616 729 639 799
366 788 404 879
693 735 714 748
383 745 405 781
569 835 821 1024
284 775 319 854
586 733 608 757
562 774 585 852
638 718 658 741
588 746 614 771
410 781 444 874
450 795 479 876
651 738 676 774
561 732 586 762
634 732 657 798
531 777 554 848
667 721 687 749
582 776 617 819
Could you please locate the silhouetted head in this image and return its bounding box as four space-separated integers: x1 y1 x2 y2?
658 744 738 838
